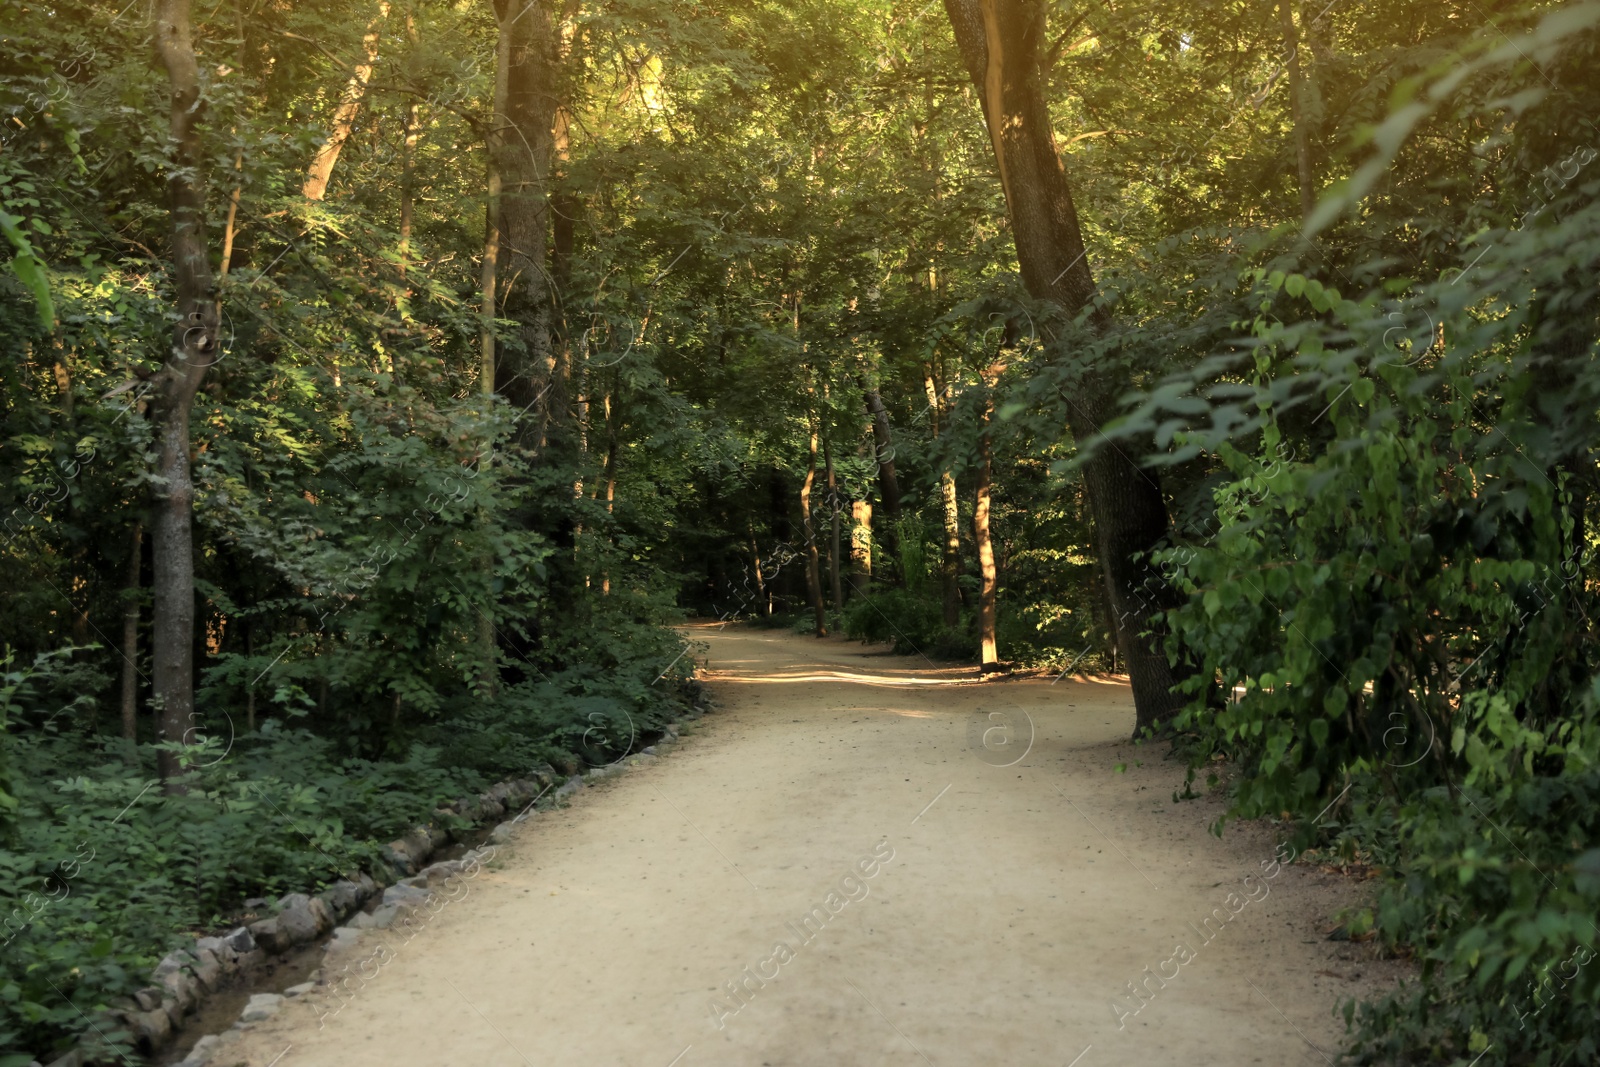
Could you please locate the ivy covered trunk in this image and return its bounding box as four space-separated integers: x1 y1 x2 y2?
944 0 1188 731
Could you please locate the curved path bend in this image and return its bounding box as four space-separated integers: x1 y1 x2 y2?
224 623 1401 1067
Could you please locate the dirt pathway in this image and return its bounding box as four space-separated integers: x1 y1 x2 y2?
224 623 1400 1067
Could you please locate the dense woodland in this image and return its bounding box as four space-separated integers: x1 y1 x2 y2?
3 0 1600 1062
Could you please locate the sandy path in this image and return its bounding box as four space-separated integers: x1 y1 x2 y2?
224 623 1399 1067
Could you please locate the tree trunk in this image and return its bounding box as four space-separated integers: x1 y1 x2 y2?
152 0 221 789
800 429 827 636
303 4 388 201
601 388 618 595
399 102 419 279
398 11 420 284
1279 0 1315 223
748 525 768 617
119 521 143 743
863 386 902 519
943 0 1187 732
850 500 873 597
220 148 244 278
481 0 510 394
924 368 963 626
476 2 512 693
496 0 561 445
824 436 845 612
974 390 999 670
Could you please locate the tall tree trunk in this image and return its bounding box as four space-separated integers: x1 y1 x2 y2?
800 429 827 636
849 500 873 597
475 2 512 694
220 148 243 278
398 10 420 284
496 0 561 445
399 102 419 279
303 4 388 201
153 0 221 789
601 388 618 595
824 436 845 612
943 0 1187 732
1279 0 1315 223
481 1 510 393
748 524 769 616
974 389 999 670
924 368 963 627
119 521 143 743
863 385 902 519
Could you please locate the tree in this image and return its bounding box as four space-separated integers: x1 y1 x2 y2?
496 0 561 440
942 0 1188 730
151 0 222 787
303 3 390 201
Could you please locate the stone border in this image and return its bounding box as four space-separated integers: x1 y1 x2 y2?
28 705 703 1067
169 718 692 1066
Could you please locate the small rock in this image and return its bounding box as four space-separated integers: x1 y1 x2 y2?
274 893 323 947
247 916 283 954
419 860 464 886
380 842 414 876
324 927 363 955
350 904 401 930
308 894 335 932
179 1033 220 1067
319 879 364 920
134 986 164 1012
239 993 284 1023
555 775 584 798
488 821 519 844
195 935 238 970
242 897 270 912
44 1047 86 1067
128 1006 173 1050
643 745 658 755
159 969 200 1013
223 926 256 954
382 882 430 908
153 950 196 978
191 948 223 993
283 982 316 998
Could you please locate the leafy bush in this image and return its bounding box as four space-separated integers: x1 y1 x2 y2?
841 587 976 660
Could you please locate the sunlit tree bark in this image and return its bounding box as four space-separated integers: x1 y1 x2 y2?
303 5 388 201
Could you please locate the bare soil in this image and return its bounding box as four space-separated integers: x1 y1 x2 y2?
222 622 1408 1067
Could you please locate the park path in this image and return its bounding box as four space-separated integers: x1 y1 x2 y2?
223 623 1399 1067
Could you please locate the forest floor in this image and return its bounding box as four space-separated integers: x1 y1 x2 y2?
220 622 1410 1067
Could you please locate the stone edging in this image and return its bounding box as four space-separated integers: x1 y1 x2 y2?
30 705 699 1067
173 718 689 1066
